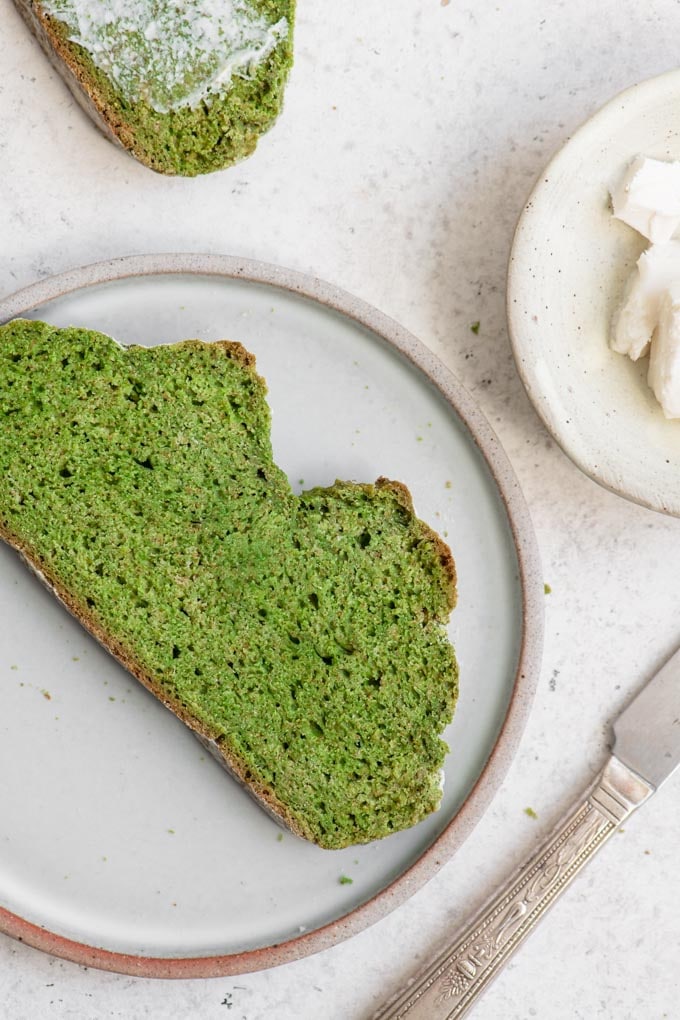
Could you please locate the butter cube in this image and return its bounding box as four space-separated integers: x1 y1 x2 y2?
611 156 680 243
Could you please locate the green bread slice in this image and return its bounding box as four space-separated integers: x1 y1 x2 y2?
13 0 295 176
0 319 459 849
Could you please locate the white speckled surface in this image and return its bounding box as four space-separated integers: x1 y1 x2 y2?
2 1 680 1018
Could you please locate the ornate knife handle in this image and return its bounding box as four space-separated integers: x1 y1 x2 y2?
373 756 653 1020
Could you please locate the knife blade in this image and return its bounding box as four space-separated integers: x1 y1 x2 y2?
613 644 680 788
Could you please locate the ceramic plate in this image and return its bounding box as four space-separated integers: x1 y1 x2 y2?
508 69 680 516
0 254 542 976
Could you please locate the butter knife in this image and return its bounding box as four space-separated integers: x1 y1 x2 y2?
373 645 680 1019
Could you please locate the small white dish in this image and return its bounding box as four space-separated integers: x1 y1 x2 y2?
508 69 680 516
0 254 542 976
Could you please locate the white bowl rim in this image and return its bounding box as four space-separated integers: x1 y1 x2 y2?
507 68 680 517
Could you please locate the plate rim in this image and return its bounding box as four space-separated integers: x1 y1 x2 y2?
0 252 544 977
507 68 680 517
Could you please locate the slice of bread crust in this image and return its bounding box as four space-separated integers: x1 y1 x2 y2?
0 319 459 848
13 0 295 176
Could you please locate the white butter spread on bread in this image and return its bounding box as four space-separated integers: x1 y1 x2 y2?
40 0 288 112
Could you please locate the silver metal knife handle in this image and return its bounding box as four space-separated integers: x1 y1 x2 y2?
373 756 653 1020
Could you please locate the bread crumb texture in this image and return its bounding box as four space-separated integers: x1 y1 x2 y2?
0 319 459 848
34 0 295 175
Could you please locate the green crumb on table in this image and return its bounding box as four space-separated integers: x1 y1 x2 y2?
276 833 284 842
470 321 480 335
544 583 552 594
72 656 80 661
524 807 538 820
298 479 305 486
416 436 423 443
108 696 116 702
167 829 175 835
10 665 18 671
41 689 51 700
339 875 353 885
444 480 452 489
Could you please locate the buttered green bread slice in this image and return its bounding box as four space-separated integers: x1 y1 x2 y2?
14 0 294 176
0 319 458 849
